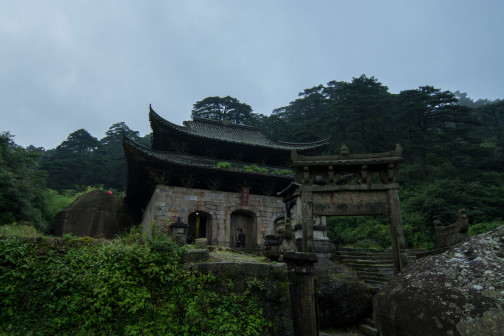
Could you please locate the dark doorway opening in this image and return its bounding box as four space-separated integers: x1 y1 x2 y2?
188 212 212 243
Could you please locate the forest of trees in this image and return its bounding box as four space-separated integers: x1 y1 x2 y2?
1 74 503 247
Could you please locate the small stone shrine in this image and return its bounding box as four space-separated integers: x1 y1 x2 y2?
123 105 329 247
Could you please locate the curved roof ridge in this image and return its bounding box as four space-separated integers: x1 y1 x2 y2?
275 136 331 146
149 105 187 132
190 117 259 130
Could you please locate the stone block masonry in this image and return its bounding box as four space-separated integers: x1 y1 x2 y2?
142 185 285 247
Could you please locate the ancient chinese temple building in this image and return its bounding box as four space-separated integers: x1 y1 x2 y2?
123 105 329 248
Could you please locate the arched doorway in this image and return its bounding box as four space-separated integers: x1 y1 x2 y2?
230 210 256 248
188 211 212 244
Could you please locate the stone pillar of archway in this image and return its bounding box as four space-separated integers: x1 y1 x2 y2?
387 189 409 273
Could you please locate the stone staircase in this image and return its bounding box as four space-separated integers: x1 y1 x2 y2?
358 316 378 336
334 247 424 292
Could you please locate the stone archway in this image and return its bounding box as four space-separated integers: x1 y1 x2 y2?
230 210 256 248
287 146 409 273
188 211 212 243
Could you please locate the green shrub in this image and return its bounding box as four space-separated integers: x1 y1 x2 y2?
327 216 391 249
468 221 504 235
0 223 42 238
272 169 292 176
243 164 268 173
0 232 270 335
216 162 232 169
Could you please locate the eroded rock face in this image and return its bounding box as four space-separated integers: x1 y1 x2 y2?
54 190 138 239
373 226 504 336
315 258 372 329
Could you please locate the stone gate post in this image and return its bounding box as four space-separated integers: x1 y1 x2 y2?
283 251 318 336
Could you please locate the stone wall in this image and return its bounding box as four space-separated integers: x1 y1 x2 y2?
142 185 285 247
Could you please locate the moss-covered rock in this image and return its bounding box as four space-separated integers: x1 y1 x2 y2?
315 258 372 329
53 190 138 239
374 225 504 336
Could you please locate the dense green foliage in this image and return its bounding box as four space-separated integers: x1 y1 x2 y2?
0 132 48 230
0 232 271 335
41 123 151 192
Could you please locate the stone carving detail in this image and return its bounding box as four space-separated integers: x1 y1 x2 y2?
280 218 296 252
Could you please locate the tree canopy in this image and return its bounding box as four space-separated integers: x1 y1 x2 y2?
0 132 47 228
191 96 257 125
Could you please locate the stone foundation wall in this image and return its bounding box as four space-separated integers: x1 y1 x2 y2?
142 185 285 247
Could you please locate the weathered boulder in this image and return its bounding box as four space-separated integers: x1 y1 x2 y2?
187 262 293 336
54 190 138 239
374 225 504 336
315 258 372 329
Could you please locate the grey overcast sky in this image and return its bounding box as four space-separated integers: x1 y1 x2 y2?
1 0 503 149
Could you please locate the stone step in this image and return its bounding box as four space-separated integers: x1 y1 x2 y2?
358 323 378 336
335 248 425 257
336 258 394 265
333 248 425 294
357 270 392 278
335 253 417 261
334 254 395 260
359 275 391 283
345 263 393 270
364 317 376 328
334 251 392 257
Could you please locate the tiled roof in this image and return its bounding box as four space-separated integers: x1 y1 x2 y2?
149 106 329 151
291 144 404 166
123 136 293 179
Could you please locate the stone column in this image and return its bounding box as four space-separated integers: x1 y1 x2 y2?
301 191 314 252
283 251 318 336
387 189 408 273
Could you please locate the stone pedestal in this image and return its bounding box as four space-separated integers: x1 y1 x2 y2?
283 251 318 336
